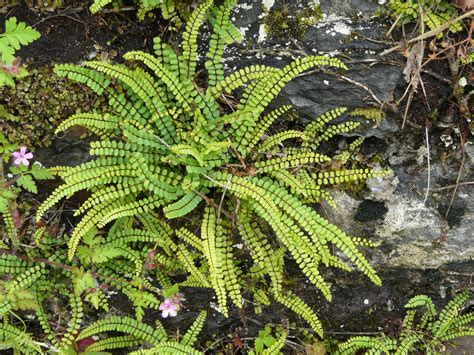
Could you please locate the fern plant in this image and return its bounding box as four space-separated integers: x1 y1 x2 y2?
37 0 389 334
90 0 201 21
337 291 474 354
386 0 463 34
73 310 207 353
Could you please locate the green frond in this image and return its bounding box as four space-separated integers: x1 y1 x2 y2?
181 310 207 346
131 342 202 355
175 227 204 251
68 195 164 260
337 336 397 354
0 255 33 275
314 168 389 187
201 207 229 316
208 65 279 97
180 0 214 80
53 64 111 95
77 316 166 346
242 56 347 113
55 112 121 138
262 329 288 354
90 0 113 14
84 60 178 144
85 335 142 352
0 323 42 354
311 121 361 148
275 291 323 337
431 290 471 337
258 130 308 152
349 107 385 122
206 0 241 88
255 152 331 173
59 294 83 346
238 207 282 294
176 244 210 287
303 107 347 144
163 191 203 219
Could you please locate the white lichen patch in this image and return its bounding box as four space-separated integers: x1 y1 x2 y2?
317 13 353 37
258 24 267 42
262 0 275 11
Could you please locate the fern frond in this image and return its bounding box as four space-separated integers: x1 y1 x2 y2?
85 335 142 352
77 316 166 346
181 310 207 346
275 291 323 337
180 0 214 80
201 207 228 317
262 329 288 355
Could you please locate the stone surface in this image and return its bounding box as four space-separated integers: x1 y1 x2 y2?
226 0 473 328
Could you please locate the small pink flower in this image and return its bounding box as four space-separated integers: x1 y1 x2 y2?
159 298 178 318
12 147 33 166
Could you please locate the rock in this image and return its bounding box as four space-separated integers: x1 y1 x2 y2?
227 0 403 136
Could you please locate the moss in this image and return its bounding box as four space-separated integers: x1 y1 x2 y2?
0 66 105 149
264 3 323 41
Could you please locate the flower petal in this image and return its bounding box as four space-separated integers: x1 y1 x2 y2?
168 308 177 317
12 152 21 159
20 147 27 155
24 152 33 159
20 158 30 166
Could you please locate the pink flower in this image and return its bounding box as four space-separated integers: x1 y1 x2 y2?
159 298 178 318
12 147 33 166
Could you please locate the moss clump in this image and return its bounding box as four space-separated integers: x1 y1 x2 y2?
0 66 105 149
264 4 323 41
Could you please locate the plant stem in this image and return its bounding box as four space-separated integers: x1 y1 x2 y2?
379 9 474 57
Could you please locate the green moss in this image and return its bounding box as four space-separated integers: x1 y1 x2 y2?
264 4 323 41
0 66 105 149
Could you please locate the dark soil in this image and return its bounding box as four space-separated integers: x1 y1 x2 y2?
1 0 166 66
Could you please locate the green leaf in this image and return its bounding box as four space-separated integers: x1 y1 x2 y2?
73 269 96 295
255 338 264 353
15 174 37 193
162 284 179 298
30 164 54 180
0 17 40 64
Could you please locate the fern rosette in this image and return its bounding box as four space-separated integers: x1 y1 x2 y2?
37 0 390 334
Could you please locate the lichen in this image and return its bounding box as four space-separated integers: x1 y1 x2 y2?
0 66 105 149
263 3 323 41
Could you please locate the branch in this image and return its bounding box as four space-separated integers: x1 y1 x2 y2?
379 9 474 57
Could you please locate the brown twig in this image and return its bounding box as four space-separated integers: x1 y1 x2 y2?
431 181 474 191
379 9 474 57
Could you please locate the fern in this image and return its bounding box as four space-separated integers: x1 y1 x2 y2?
90 0 196 21
386 0 463 34
77 312 206 353
337 291 474 354
37 0 389 334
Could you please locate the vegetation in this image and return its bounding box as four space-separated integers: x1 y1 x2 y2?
35 0 391 335
90 0 202 21
0 0 471 354
385 0 463 33
337 291 474 354
0 17 40 87
264 2 323 41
